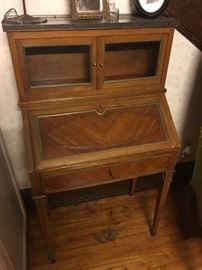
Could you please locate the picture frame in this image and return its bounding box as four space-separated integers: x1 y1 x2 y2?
71 0 109 20
133 0 169 18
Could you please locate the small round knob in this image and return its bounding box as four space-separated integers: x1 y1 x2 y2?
92 63 97 67
99 63 104 68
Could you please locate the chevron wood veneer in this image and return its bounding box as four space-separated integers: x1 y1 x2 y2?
38 104 166 158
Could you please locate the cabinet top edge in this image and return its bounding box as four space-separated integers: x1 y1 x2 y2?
2 14 177 32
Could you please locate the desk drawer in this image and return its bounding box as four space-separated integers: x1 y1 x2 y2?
42 155 169 193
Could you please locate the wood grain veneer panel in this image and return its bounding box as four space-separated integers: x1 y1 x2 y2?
43 168 111 193
37 104 167 160
111 156 168 179
43 155 169 193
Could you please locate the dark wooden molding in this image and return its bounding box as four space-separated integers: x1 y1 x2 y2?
21 161 194 214
166 0 202 50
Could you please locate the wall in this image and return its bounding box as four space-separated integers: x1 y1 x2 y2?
0 0 202 189
166 32 202 159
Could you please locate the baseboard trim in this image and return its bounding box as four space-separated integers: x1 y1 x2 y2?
21 162 194 214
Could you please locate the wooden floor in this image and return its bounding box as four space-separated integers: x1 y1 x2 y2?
28 189 202 270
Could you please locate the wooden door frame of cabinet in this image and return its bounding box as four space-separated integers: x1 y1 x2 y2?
7 35 98 99
97 32 173 90
6 27 174 102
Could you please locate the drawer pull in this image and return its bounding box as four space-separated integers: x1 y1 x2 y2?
92 62 97 67
96 106 106 116
99 63 104 68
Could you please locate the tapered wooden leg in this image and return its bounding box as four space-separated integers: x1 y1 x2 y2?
45 196 50 216
34 196 56 263
130 178 138 196
151 171 173 236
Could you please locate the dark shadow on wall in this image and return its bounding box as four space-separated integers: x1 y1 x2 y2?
180 56 202 160
166 0 202 51
166 60 202 268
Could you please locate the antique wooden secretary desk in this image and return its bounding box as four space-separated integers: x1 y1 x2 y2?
2 15 180 262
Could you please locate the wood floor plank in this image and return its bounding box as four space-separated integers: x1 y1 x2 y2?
28 190 202 270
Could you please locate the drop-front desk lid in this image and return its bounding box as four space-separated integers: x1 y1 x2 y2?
26 94 180 175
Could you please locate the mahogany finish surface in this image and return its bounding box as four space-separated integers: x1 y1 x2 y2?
38 104 166 158
2 17 180 263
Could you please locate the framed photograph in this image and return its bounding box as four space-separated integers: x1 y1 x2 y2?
133 0 169 17
71 0 109 20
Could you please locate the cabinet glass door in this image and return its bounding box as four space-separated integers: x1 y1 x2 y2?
98 33 169 91
16 37 96 99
